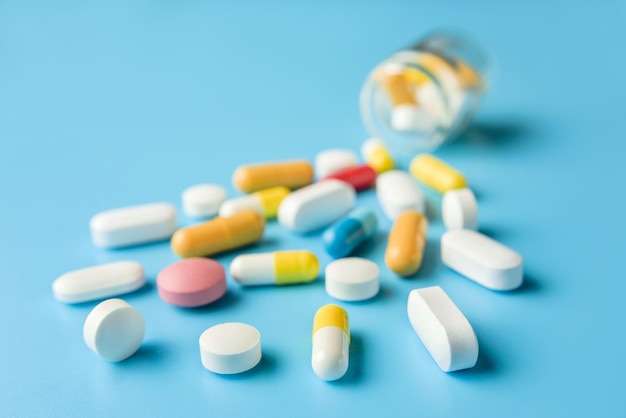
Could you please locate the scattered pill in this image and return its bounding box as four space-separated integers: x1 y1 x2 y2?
171 210 265 258
322 207 378 259
219 186 290 219
325 258 379 301
410 154 467 193
83 298 145 362
312 304 350 381
322 164 377 192
385 210 428 277
90 203 177 248
230 250 319 286
407 286 478 372
441 229 523 290
157 258 227 307
233 160 314 193
182 184 226 218
314 149 358 178
52 261 145 304
278 179 356 234
361 138 394 173
199 322 262 374
376 170 425 220
442 188 478 230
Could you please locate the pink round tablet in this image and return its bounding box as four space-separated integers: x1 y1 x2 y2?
157 258 227 307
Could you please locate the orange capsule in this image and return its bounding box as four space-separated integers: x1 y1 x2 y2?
385 210 428 277
233 160 314 193
171 210 265 258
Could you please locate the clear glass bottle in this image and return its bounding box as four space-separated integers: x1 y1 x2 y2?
360 31 489 155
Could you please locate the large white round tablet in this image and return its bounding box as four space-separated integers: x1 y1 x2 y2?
199 322 262 374
442 188 478 230
315 149 358 178
325 258 379 301
182 184 227 218
83 299 145 362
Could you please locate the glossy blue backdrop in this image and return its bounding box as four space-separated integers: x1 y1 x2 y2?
1 1 625 417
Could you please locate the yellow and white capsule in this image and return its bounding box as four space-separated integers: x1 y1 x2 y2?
219 186 290 219
230 250 319 286
361 138 394 174
312 304 350 381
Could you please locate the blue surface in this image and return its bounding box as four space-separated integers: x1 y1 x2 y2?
1 1 625 417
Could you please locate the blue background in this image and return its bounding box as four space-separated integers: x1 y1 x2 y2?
1 1 625 417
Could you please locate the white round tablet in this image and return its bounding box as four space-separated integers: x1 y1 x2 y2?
314 149 358 178
325 258 380 301
182 184 227 218
199 322 262 374
83 298 145 362
442 188 478 230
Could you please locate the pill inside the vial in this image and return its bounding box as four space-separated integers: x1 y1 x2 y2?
385 210 428 277
230 250 319 286
171 210 265 258
322 165 377 192
325 258 379 301
90 203 177 248
361 138 394 174
219 186 290 219
52 261 145 304
376 170 425 220
83 298 145 362
182 184 226 218
407 286 478 372
410 154 467 194
442 188 478 230
278 179 356 234
312 304 350 381
157 258 227 307
441 229 523 291
314 149 358 178
233 160 314 193
199 322 262 374
322 207 377 259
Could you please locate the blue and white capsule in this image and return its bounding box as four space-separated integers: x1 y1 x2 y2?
322 207 378 258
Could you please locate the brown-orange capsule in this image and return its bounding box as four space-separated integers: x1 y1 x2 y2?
232 160 314 193
385 210 428 277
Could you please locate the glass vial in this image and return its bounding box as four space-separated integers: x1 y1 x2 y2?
360 31 489 155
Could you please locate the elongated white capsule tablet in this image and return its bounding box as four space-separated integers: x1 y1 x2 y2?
90 203 177 248
312 304 350 381
230 250 319 286
219 186 290 219
52 261 145 303
407 286 478 372
315 149 358 178
182 184 226 218
278 180 356 233
442 230 523 290
442 188 478 230
83 298 145 362
376 170 425 220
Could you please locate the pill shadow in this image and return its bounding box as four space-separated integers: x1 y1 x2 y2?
410 238 440 280
183 289 239 313
512 273 541 294
123 280 155 300
454 119 532 149
448 340 496 380
122 341 170 366
351 230 387 259
338 283 393 305
216 350 278 380
327 333 364 385
211 238 281 260
101 239 172 252
63 282 156 309
478 225 518 242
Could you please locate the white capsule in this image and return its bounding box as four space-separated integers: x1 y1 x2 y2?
90 203 177 248
278 180 356 233
441 229 523 291
407 286 478 372
376 170 425 220
182 184 226 218
442 188 478 230
199 322 262 374
83 298 145 362
53 261 145 304
312 305 350 381
314 149 358 178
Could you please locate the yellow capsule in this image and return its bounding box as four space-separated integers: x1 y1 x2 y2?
381 72 418 108
385 210 428 277
229 250 319 286
219 186 290 219
171 210 265 258
454 60 483 89
312 304 350 381
361 138 394 173
410 153 467 193
233 160 314 193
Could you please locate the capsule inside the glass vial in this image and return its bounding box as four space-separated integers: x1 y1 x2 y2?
312 304 350 381
230 250 319 286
